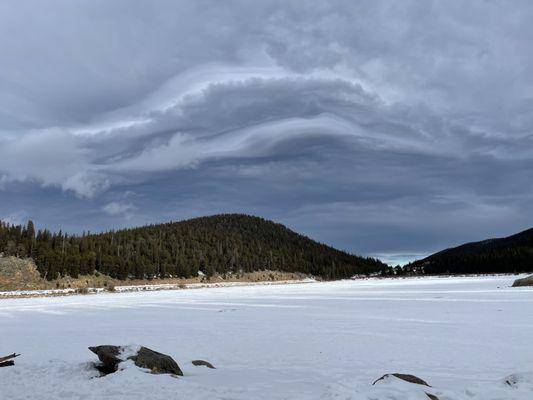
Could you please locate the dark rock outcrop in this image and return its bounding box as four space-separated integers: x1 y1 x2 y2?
191 359 215 369
89 345 122 374
373 373 431 387
0 361 14 367
89 345 183 376
131 347 183 375
512 275 533 287
0 353 20 368
0 256 46 291
372 373 438 399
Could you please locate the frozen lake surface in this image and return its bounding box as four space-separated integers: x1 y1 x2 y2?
1 275 533 399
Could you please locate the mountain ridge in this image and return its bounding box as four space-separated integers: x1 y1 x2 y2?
408 227 533 274
0 213 385 282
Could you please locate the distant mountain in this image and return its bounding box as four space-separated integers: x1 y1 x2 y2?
408 228 533 274
0 214 385 281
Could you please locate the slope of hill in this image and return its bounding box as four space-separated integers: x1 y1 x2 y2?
0 214 385 282
0 256 45 291
408 228 533 274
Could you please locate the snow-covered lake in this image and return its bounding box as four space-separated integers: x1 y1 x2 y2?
1 275 533 399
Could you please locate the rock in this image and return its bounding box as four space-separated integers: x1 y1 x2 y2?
89 345 122 374
0 361 15 367
191 359 215 369
131 347 183 375
373 373 431 387
0 256 46 291
425 393 440 400
512 275 533 287
89 345 183 376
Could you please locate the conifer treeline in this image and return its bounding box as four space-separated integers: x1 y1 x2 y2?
0 214 385 280
410 249 533 275
407 227 533 274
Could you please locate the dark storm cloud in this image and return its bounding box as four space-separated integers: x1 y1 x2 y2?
2 0 533 263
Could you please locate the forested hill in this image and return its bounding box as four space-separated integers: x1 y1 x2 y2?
0 214 385 281
408 227 533 274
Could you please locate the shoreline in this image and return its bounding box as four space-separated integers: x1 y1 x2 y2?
0 277 317 300
1 272 530 300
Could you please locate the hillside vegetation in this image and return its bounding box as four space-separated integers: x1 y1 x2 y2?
0 214 384 281
408 227 533 274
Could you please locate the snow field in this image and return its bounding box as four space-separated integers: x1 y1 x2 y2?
1 275 532 399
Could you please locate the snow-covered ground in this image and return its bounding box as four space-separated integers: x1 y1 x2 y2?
1 275 533 399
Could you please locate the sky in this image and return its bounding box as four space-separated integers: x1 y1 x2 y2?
1 0 533 265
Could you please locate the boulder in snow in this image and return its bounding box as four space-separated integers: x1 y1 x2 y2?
133 346 183 375
512 274 533 287
191 359 215 369
89 345 183 376
373 373 431 387
372 373 439 399
88 345 122 374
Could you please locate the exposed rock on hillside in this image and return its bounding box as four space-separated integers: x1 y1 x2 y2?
0 256 46 291
0 255 119 292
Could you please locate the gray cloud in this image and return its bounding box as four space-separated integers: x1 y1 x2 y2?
1 0 533 262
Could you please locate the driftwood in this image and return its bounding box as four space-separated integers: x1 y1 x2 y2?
0 353 20 367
